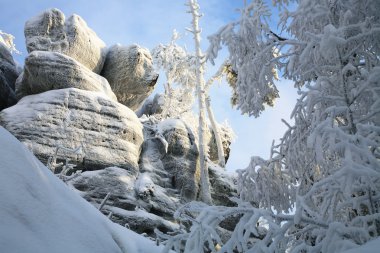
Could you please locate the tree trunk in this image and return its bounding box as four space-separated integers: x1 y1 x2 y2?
206 95 226 168
189 0 212 204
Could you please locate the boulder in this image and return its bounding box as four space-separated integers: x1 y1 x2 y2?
101 44 158 110
0 88 143 174
15 51 117 101
25 8 106 73
0 43 18 110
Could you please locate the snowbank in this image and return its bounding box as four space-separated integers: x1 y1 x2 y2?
0 127 161 253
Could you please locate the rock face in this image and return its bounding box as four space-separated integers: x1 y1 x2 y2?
68 166 180 237
15 51 117 101
157 119 200 201
101 44 158 110
208 126 233 164
25 8 106 73
0 43 18 110
0 88 143 174
208 164 237 206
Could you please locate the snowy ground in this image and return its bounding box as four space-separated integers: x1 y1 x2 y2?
0 126 161 253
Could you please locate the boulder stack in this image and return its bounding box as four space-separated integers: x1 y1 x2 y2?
25 8 106 73
0 8 237 240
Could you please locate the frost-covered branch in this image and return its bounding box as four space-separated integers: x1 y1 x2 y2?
0 30 20 54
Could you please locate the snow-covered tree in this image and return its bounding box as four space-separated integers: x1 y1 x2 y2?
0 30 19 54
158 0 380 252
187 0 213 204
152 30 228 169
151 31 197 119
206 0 280 117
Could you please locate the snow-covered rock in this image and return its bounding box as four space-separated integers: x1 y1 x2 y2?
15 51 117 101
0 88 143 173
0 42 18 110
208 164 237 206
68 166 180 237
137 93 165 117
0 126 161 253
101 44 158 110
157 119 200 201
208 125 233 164
25 8 106 73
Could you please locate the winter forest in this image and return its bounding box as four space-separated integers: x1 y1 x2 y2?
0 0 379 252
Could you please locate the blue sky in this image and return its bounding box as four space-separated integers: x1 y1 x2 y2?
0 0 298 171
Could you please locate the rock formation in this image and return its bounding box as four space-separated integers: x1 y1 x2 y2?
0 8 237 241
25 8 106 73
0 88 143 174
0 43 18 110
101 44 158 110
15 51 117 101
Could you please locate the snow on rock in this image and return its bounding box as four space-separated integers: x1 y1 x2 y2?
105 206 180 236
0 126 161 253
208 163 237 206
0 42 18 110
15 51 117 101
101 44 158 110
135 172 155 198
0 88 143 173
68 164 180 237
25 8 106 73
68 167 137 207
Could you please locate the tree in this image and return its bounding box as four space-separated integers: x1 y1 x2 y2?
151 31 197 120
157 0 380 252
187 0 212 204
0 30 19 54
152 32 229 169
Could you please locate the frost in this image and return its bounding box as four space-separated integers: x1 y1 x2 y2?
0 30 20 54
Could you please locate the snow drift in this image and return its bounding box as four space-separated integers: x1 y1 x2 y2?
0 126 160 253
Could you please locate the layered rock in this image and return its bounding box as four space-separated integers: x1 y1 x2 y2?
101 44 158 110
15 51 117 101
25 8 106 73
68 166 180 237
0 88 143 174
0 43 18 110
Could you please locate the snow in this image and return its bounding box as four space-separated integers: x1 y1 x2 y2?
0 127 161 253
135 172 155 197
341 237 380 253
157 118 188 133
